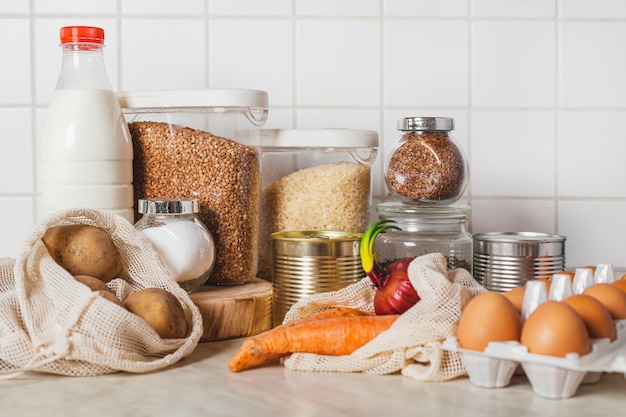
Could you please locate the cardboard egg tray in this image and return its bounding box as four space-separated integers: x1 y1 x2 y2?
443 264 626 399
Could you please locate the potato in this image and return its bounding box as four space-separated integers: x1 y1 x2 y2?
74 274 111 292
42 224 122 283
73 274 123 307
96 290 124 307
123 288 188 339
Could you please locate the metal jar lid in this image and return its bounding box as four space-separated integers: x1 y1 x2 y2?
398 117 454 132
138 198 200 215
473 232 566 257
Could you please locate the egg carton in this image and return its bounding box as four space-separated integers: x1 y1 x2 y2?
443 264 626 399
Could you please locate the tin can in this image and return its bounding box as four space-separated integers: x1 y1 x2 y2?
473 232 566 292
271 231 364 326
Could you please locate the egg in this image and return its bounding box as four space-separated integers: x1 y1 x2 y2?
457 291 521 351
612 279 626 295
583 283 626 319
563 294 616 341
521 300 591 357
503 286 524 312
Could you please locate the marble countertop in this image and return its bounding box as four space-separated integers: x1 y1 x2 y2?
1 338 625 417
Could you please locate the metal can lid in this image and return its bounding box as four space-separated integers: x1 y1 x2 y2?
398 117 454 132
138 198 200 215
272 231 363 257
473 232 566 257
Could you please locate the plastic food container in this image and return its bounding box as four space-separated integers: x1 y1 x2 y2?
236 128 379 281
443 264 626 400
118 89 268 285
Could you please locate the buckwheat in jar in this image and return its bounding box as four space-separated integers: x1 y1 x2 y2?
117 89 268 285
386 117 468 205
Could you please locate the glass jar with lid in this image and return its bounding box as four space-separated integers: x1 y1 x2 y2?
135 198 215 293
374 201 472 271
386 117 468 205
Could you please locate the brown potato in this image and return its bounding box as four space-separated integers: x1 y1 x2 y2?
123 288 188 339
96 290 123 307
74 274 111 292
42 224 122 283
73 274 123 306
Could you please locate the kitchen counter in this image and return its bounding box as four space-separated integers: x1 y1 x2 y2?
1 338 624 417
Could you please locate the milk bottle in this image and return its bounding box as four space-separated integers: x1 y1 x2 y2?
40 26 133 222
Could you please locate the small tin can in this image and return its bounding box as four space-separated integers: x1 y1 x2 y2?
271 231 364 326
473 232 566 292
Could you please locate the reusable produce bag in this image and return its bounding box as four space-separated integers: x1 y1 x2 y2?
282 253 486 381
0 208 203 378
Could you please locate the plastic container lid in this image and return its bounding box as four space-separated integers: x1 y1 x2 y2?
60 26 104 44
138 198 200 215
243 128 379 149
117 89 269 112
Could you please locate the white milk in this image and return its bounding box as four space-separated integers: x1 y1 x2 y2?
41 89 134 221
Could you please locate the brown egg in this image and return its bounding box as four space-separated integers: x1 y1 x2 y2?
503 286 525 312
612 279 626 295
457 292 521 351
563 294 616 341
521 301 591 357
583 283 626 319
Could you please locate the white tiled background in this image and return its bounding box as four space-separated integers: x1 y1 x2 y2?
1 0 626 270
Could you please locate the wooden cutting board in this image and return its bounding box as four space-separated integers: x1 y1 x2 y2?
190 278 273 342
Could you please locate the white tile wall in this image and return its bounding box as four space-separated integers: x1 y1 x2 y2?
2 0 626 271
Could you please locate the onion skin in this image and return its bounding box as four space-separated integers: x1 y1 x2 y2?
373 258 420 315
360 220 420 315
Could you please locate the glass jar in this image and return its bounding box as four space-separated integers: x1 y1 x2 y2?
374 202 473 271
135 199 215 293
386 117 468 205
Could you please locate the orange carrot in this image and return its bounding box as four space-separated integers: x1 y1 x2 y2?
282 307 373 325
231 307 372 369
227 313 398 372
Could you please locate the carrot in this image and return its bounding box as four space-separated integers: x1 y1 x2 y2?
227 312 398 372
229 307 372 370
283 307 373 325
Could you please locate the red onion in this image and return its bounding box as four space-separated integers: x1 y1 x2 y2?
360 220 420 315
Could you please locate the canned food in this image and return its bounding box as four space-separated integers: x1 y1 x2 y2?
272 231 364 326
473 232 566 292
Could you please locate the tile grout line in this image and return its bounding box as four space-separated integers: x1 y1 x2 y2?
554 0 561 235
29 0 38 223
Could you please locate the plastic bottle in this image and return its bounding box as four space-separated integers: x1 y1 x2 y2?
40 26 134 222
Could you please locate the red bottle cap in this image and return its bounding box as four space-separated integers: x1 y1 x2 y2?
60 26 104 44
